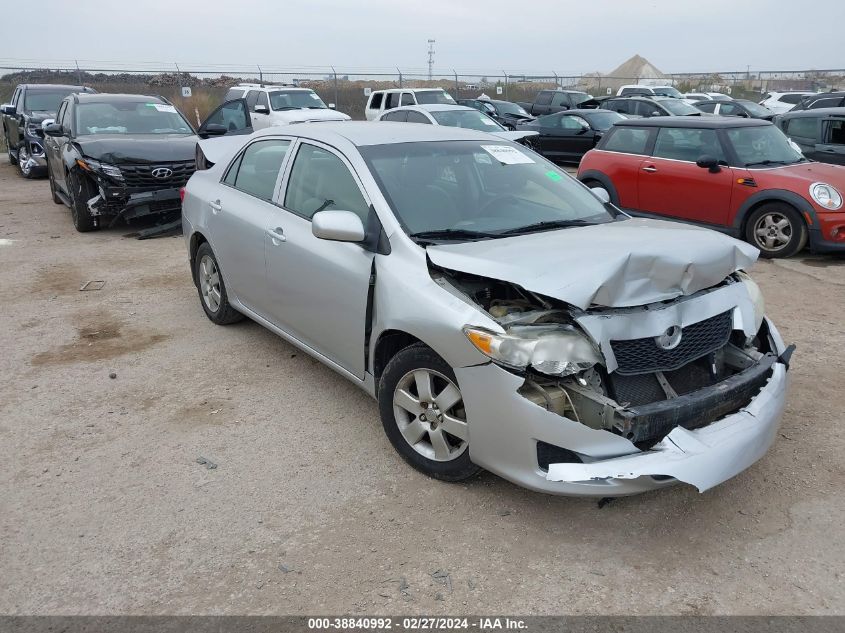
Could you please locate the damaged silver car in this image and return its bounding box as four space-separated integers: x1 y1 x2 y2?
182 122 793 496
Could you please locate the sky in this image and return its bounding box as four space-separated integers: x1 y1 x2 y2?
2 0 842 75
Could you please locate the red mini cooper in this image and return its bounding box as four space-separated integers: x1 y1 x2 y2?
577 117 845 257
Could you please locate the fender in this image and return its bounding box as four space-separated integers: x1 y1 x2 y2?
577 169 620 205
732 188 818 232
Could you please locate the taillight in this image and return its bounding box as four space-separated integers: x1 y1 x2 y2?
179 187 186 203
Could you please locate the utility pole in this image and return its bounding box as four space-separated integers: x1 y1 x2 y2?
427 39 435 81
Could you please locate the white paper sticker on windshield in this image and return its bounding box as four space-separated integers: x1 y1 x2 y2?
151 104 177 113
481 145 534 164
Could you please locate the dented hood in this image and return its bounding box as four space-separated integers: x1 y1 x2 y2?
426 218 758 310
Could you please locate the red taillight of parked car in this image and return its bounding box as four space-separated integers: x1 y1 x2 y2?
179 187 186 203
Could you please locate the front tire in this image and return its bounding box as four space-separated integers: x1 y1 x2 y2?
378 343 480 482
745 203 807 258
194 242 244 325
66 170 97 232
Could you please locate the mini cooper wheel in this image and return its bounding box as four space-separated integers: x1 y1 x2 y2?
17 143 36 179
745 203 807 258
378 344 480 482
194 242 244 325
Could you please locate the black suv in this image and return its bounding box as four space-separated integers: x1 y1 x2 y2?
43 93 198 234
789 92 845 112
603 96 704 118
1 84 95 178
457 98 535 129
775 108 845 165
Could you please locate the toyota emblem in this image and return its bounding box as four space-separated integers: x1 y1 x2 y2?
654 325 682 350
151 167 173 179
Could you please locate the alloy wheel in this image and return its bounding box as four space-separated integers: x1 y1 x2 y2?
392 369 468 462
752 212 792 252
18 145 31 177
199 254 222 312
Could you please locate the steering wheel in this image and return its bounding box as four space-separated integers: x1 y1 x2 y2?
478 194 521 218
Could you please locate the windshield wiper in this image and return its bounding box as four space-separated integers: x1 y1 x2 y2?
744 159 792 167
499 219 594 235
409 228 501 243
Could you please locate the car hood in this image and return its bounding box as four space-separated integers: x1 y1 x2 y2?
272 109 351 124
426 218 758 310
76 134 198 164
491 130 539 142
753 161 845 187
25 111 57 123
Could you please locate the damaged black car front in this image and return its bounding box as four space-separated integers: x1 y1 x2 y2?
43 92 197 237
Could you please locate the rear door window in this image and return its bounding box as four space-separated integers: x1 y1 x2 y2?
536 91 553 106
602 127 651 154
230 139 292 201
787 117 819 140
653 128 726 162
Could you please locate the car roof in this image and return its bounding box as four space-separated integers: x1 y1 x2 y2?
614 116 771 129
779 107 845 118
20 84 89 91
373 88 446 94
73 93 166 104
542 108 616 116
251 121 500 146
411 104 474 113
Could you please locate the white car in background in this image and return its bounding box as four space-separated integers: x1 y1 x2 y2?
683 92 732 104
616 85 684 98
376 104 538 146
364 88 456 121
758 91 816 114
221 83 349 130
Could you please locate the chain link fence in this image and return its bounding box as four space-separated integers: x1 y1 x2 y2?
2 62 844 129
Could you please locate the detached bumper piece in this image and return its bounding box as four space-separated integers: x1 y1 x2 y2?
618 354 777 444
103 187 183 239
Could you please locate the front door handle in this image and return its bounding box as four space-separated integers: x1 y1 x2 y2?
642 165 658 173
267 227 286 244
209 200 222 213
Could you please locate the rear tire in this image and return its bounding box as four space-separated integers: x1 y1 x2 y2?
378 343 480 482
745 203 807 258
194 242 244 325
67 170 97 232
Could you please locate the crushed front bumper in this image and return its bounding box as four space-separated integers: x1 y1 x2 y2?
455 318 789 497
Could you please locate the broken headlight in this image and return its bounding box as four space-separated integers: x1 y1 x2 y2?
464 325 601 377
76 157 123 180
736 271 765 332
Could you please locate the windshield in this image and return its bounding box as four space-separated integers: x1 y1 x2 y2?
24 89 76 112
269 90 327 110
652 87 683 98
727 126 804 167
431 110 505 132
493 101 529 116
361 141 615 240
570 92 593 106
659 99 700 115
415 90 457 105
75 102 194 135
585 111 626 130
738 100 772 117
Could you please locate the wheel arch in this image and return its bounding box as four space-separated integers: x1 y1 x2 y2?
189 231 209 285
733 189 815 237
577 169 620 205
372 330 425 393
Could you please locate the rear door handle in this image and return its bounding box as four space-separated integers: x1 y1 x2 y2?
642 165 658 173
210 200 222 213
267 227 286 244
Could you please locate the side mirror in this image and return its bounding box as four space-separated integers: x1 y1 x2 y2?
43 123 64 137
590 187 611 204
696 155 722 173
254 104 269 114
1 104 14 115
201 123 228 137
41 118 56 130
328 103 336 110
312 210 366 242
651 111 662 117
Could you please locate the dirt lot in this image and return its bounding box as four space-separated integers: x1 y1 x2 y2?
0 161 843 616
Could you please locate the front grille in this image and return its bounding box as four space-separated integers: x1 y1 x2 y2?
610 311 733 376
119 161 195 189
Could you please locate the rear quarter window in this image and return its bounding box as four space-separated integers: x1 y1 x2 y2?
601 127 651 154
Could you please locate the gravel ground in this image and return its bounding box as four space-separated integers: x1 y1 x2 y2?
0 161 843 615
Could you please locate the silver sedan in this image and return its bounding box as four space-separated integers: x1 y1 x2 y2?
182 122 791 496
